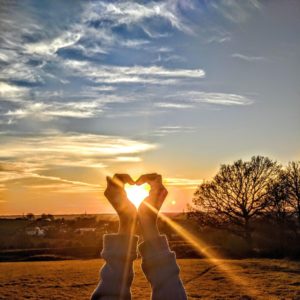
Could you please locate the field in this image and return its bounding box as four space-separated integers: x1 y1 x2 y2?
0 259 300 299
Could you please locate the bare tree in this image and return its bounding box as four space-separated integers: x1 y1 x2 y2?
192 156 280 249
265 174 292 253
285 161 300 225
26 213 35 221
266 175 291 223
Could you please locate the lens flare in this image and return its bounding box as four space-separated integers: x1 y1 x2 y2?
125 183 150 208
142 202 262 298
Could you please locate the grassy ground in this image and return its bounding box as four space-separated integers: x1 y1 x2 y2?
0 259 300 299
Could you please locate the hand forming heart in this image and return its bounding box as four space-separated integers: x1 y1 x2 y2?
104 173 168 239
125 183 150 208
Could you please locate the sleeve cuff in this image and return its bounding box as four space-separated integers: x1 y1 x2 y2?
101 234 138 261
138 235 171 259
138 235 180 287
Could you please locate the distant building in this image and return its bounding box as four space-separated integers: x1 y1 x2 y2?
75 228 96 234
26 226 45 237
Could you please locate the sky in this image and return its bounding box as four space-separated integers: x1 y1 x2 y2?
0 0 299 215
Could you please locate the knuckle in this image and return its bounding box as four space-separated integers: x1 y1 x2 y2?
156 175 162 183
115 173 126 179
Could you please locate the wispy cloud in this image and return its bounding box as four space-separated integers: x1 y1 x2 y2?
208 0 262 23
203 27 232 44
0 133 157 166
114 156 142 162
164 177 202 189
152 53 186 63
153 126 195 136
0 82 28 102
5 100 103 120
0 132 157 191
25 32 81 56
0 60 46 84
231 53 266 62
83 1 194 35
190 92 253 106
64 60 205 84
206 35 231 44
163 91 253 107
1 169 102 194
154 102 194 109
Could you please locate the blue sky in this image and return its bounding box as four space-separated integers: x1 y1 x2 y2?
0 0 299 214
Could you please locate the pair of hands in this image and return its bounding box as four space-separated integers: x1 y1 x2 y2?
104 173 168 241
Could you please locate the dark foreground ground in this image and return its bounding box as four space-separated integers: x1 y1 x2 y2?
0 259 300 299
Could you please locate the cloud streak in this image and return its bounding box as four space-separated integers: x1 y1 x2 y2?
154 103 194 109
5 101 103 120
208 0 262 23
0 82 29 102
0 133 157 166
189 92 253 106
64 61 205 84
0 132 157 193
161 91 253 108
164 177 203 189
83 1 194 35
231 53 266 62
153 126 195 136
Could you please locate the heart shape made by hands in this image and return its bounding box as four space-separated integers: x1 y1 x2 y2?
125 183 150 208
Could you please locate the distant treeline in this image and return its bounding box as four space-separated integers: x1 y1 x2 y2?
0 214 199 261
188 156 300 258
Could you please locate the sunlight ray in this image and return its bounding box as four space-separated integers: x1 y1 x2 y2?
120 217 137 299
143 202 264 298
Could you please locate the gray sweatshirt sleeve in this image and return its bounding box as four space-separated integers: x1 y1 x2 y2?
139 235 187 300
91 234 138 300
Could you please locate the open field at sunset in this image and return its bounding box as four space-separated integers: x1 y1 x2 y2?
1 259 300 300
1 2 300 300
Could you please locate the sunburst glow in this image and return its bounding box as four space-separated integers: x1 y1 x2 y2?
140 201 262 298
125 183 150 208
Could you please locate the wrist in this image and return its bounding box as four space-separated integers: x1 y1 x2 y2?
118 218 136 235
141 224 160 241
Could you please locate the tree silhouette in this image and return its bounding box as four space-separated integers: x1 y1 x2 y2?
192 156 280 250
265 173 292 253
285 161 300 225
26 213 35 221
266 173 291 223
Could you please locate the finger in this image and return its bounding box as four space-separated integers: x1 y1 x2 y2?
107 175 126 190
113 174 135 186
104 176 114 198
114 173 135 184
148 185 167 203
157 187 168 206
148 174 163 189
106 176 113 185
136 173 160 186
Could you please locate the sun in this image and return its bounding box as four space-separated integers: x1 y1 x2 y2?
125 183 150 208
